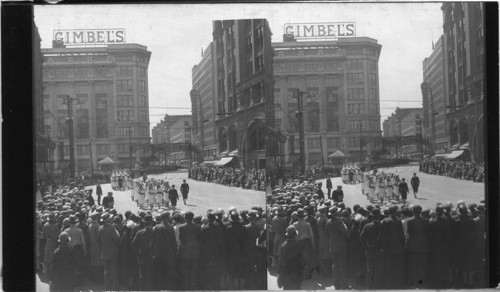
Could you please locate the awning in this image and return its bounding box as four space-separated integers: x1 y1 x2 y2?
98 157 116 165
228 149 239 157
433 153 448 158
460 142 469 149
445 150 465 160
450 143 460 149
201 160 218 165
214 156 237 166
219 150 229 156
329 150 349 158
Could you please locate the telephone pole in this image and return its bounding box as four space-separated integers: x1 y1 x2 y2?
89 141 94 174
359 121 364 162
294 89 307 174
60 95 79 179
129 126 133 169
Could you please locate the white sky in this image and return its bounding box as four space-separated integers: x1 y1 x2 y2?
35 3 444 131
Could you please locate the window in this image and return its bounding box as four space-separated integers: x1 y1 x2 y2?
347 88 365 100
57 95 67 110
307 87 319 99
140 126 149 137
138 56 146 63
95 93 108 109
255 26 264 46
96 144 109 155
246 34 253 52
308 138 321 149
368 88 377 100
346 48 363 55
347 59 363 70
117 144 129 154
348 103 365 115
43 95 50 110
138 95 147 107
368 60 377 71
97 125 108 138
116 66 133 77
139 110 147 121
348 137 360 147
139 80 146 92
368 103 378 115
115 55 132 62
370 73 377 86
347 73 364 85
256 55 264 71
327 138 340 148
117 110 134 121
326 87 338 101
117 80 134 91
348 120 365 130
325 75 338 86
118 127 134 136
94 70 107 77
367 49 377 56
77 145 90 155
138 67 146 77
247 60 253 76
117 95 134 107
307 102 320 132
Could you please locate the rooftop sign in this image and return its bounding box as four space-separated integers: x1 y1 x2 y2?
53 29 126 46
284 22 356 40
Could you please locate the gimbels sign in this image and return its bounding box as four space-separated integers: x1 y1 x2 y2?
53 29 126 45
284 23 356 40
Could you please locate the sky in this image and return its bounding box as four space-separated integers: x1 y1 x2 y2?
35 3 444 131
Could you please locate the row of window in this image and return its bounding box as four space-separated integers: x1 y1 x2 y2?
347 103 378 115
46 94 147 110
117 110 148 121
115 55 147 63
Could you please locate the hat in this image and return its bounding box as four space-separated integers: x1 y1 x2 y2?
371 208 381 217
185 211 194 221
68 214 77 224
286 225 297 238
193 215 202 225
247 210 258 219
328 207 339 216
58 232 70 244
144 214 153 224
100 212 112 222
296 208 306 218
229 211 240 222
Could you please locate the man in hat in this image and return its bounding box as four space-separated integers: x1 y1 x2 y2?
43 212 60 280
293 208 315 279
178 211 201 290
169 185 179 210
226 210 250 289
325 206 349 289
326 177 333 200
76 212 91 281
245 210 265 289
428 205 452 288
50 232 77 292
410 173 420 198
379 205 406 288
406 204 429 289
453 204 477 288
63 214 87 285
359 208 382 289
399 178 409 203
332 185 344 203
97 212 120 291
199 211 225 290
102 192 114 209
132 214 155 290
150 212 177 290
88 211 102 283
180 179 190 205
316 182 325 201
278 225 305 290
96 182 103 205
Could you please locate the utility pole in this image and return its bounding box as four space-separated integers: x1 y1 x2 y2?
294 89 307 174
89 141 94 174
319 135 325 166
60 95 79 179
359 121 364 162
129 126 133 169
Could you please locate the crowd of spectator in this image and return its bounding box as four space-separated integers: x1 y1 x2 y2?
420 158 484 182
267 180 486 290
189 166 266 191
36 183 267 291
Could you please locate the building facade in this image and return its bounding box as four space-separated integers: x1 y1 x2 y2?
212 19 275 169
422 35 448 153
272 36 382 165
151 114 192 163
383 108 423 157
191 43 217 160
442 2 484 161
42 43 151 171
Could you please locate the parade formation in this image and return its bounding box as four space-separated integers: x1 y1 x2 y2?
189 165 267 191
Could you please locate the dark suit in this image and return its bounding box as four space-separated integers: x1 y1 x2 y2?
453 214 477 272
168 189 179 207
97 223 120 291
410 176 420 193
316 188 325 200
226 221 249 279
407 215 429 287
199 222 225 290
178 222 201 290
50 245 77 292
325 217 348 289
428 215 452 288
151 222 177 290
399 182 409 200
379 216 406 288
279 238 305 290
132 225 154 290
359 219 382 289
332 189 344 202
96 185 103 205
102 196 114 209
326 178 333 199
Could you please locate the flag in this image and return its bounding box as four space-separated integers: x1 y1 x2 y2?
201 47 204 58
432 40 435 50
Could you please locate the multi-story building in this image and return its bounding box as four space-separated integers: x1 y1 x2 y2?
191 43 217 160
422 35 448 153
272 36 382 165
35 22 56 175
151 114 192 163
383 108 423 157
212 19 275 169
42 42 151 171
442 2 484 161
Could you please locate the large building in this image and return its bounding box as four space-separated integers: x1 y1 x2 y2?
272 35 382 165
442 3 484 161
383 108 423 157
42 39 152 171
422 35 449 153
191 43 217 160
212 19 275 169
151 114 192 163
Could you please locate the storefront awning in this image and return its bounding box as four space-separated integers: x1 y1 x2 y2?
228 149 239 157
329 149 349 158
445 150 465 160
214 156 237 166
460 142 469 149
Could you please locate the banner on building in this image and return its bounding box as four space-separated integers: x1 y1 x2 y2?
284 22 356 41
53 29 126 46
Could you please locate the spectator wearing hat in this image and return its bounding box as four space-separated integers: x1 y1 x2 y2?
278 225 304 290
43 213 60 280
102 192 114 209
97 212 120 291
96 183 103 205
271 208 287 270
119 215 138 290
305 206 320 275
132 214 155 290
325 206 349 289
150 212 177 290
428 205 452 288
474 204 486 285
293 208 315 279
76 212 91 281
347 207 367 285
332 185 344 203
50 232 77 292
453 204 477 288
245 210 265 289
178 211 201 290
379 205 406 289
88 211 103 283
359 208 382 289
407 204 429 288
326 178 333 200
226 210 250 289
317 205 331 279
199 211 224 290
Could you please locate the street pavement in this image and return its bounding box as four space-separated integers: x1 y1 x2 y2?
267 164 485 290
37 170 265 292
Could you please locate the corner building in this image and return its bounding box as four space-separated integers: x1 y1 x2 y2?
212 19 274 169
42 43 151 171
272 36 382 165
